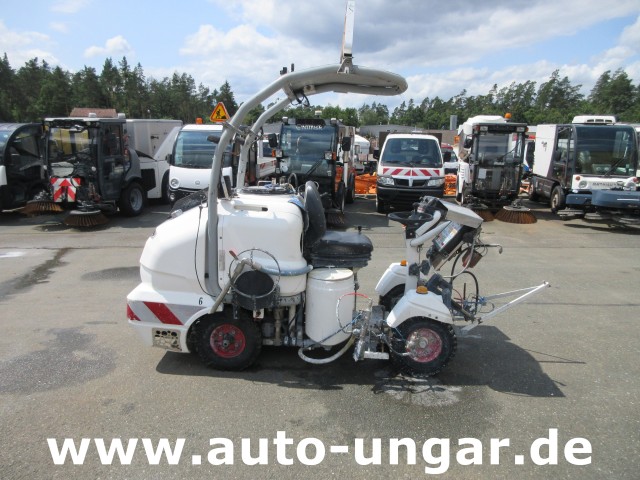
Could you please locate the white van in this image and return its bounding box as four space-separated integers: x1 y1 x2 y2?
374 133 444 213
168 124 224 205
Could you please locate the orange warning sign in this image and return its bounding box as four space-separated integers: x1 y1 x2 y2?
210 102 230 122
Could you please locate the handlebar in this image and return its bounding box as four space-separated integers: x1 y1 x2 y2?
388 211 434 227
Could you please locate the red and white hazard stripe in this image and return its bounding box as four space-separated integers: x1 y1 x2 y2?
382 167 442 177
50 177 81 202
127 300 201 326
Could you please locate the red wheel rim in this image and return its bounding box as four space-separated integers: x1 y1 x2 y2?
210 324 246 358
406 327 443 363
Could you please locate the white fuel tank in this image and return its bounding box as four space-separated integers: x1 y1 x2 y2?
305 268 355 346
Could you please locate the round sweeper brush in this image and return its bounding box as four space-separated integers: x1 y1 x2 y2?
495 203 537 224
63 209 109 228
470 206 494 222
20 200 64 216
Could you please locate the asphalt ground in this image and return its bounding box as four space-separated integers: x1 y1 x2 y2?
1 195 639 479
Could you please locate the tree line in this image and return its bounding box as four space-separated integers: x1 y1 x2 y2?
1 53 639 128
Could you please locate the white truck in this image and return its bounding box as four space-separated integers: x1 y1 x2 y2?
528 116 639 224
373 132 445 213
455 115 528 208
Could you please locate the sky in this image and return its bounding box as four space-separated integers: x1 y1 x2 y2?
1 0 640 114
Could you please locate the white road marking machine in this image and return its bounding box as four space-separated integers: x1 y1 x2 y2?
126 1 549 375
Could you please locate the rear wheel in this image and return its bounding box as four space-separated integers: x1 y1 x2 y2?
195 312 261 370
528 178 540 202
391 318 456 376
118 182 146 216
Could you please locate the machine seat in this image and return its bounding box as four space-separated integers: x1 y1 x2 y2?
309 230 373 269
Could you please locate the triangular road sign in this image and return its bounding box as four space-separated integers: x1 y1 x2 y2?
210 102 230 122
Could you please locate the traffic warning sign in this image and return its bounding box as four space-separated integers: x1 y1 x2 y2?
210 102 230 122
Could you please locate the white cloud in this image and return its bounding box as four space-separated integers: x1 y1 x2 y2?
50 0 90 14
49 22 69 34
0 20 58 67
84 35 134 59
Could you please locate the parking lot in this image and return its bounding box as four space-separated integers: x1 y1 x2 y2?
1 196 639 479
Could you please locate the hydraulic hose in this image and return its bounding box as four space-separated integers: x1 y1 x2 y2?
297 336 355 365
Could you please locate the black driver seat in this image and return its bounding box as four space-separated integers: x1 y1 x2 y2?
303 182 373 269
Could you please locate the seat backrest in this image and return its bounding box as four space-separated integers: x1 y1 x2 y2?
304 181 326 247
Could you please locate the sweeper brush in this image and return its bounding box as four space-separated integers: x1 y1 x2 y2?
495 201 537 224
63 209 109 228
470 206 494 222
20 200 64 216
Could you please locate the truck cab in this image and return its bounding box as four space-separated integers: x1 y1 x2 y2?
374 132 444 213
529 121 639 217
168 124 226 205
275 117 357 211
0 123 47 211
455 115 527 208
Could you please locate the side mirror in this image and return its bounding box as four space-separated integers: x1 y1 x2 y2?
463 137 473 149
341 136 352 152
373 148 380 160
207 134 220 144
268 133 278 148
167 153 174 165
443 151 452 162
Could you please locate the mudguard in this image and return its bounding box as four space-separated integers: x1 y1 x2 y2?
385 289 453 328
457 162 471 193
374 263 407 296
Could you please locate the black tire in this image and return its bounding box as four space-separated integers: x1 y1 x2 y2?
380 285 404 312
528 178 540 202
550 185 565 213
375 195 386 213
161 172 171 204
346 175 356 204
195 312 261 371
119 182 146 217
390 317 456 376
334 182 346 212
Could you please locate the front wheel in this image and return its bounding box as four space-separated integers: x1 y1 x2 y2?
550 185 565 213
390 317 456 376
375 195 386 213
119 182 146 216
195 313 261 370
346 175 356 204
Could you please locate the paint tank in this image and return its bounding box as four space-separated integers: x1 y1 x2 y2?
305 268 354 346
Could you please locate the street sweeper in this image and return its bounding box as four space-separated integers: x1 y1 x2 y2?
455 115 533 223
528 117 639 225
29 115 178 226
269 117 358 224
126 0 548 377
0 123 48 212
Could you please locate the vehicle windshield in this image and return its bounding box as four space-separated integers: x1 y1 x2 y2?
475 133 523 165
48 126 99 177
280 123 337 177
174 131 229 168
0 125 41 167
380 137 442 167
574 125 638 176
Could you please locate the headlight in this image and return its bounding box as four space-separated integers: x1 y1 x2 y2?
428 178 445 187
170 178 180 188
377 176 394 186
